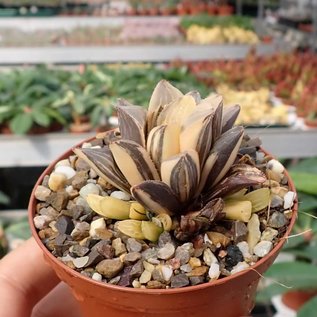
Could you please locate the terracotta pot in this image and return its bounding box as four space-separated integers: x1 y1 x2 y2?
28 140 298 317
207 4 218 15
218 5 234 16
282 290 317 311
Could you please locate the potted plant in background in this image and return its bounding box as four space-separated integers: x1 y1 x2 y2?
29 80 297 317
258 157 317 317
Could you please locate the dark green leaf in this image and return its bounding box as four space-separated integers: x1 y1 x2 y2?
289 172 317 195
298 295 317 317
9 112 33 135
32 111 50 127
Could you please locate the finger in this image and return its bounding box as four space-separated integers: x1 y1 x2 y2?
32 283 83 317
0 238 60 317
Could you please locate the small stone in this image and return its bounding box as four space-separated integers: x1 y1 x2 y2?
225 245 244 270
152 268 164 283
71 171 89 190
180 264 192 273
147 258 160 265
33 215 52 230
143 261 155 273
253 241 273 258
71 222 90 240
48 172 67 192
237 241 252 261
175 245 191 265
71 205 85 220
75 158 90 171
94 228 113 240
208 263 220 281
95 241 114 259
55 216 74 235
132 280 141 288
130 260 144 279
190 276 205 286
170 274 189 288
187 266 208 277
35 185 51 201
96 258 124 279
218 250 227 258
247 214 261 251
231 261 249 275
158 232 173 248
126 238 142 253
38 228 56 239
89 168 98 179
158 243 175 260
75 196 91 212
86 249 104 267
73 256 89 268
161 265 173 282
261 228 279 242
268 212 288 229
110 191 131 201
65 186 79 200
232 221 248 243
47 191 69 212
193 248 204 258
284 191 296 209
89 218 106 238
112 238 127 256
39 206 59 219
55 166 76 180
118 266 133 287
207 232 230 248
55 233 67 245
142 248 157 260
42 175 50 187
270 195 284 208
109 276 121 285
139 270 152 284
168 258 181 270
203 248 218 266
97 177 113 190
79 183 100 199
70 245 90 257
146 280 165 289
189 257 201 269
92 272 102 282
124 252 142 263
55 159 70 168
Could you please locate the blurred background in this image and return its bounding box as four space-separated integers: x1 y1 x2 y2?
0 1 317 316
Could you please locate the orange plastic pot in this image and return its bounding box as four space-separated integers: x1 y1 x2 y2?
28 139 297 317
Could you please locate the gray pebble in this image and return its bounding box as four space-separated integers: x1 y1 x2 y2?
170 274 189 288
268 212 288 228
55 216 74 235
35 185 51 202
71 222 90 241
124 252 142 263
130 260 144 279
157 243 175 260
175 246 191 265
126 238 142 253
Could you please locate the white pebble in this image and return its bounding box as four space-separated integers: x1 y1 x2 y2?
161 265 173 282
147 258 160 265
143 261 155 273
82 142 92 148
132 280 141 288
79 183 100 199
139 270 151 284
267 159 284 175
231 261 249 275
92 272 103 282
55 166 76 179
55 159 71 167
208 263 220 281
33 215 52 229
48 172 67 192
89 218 106 238
73 256 89 268
203 248 218 266
237 241 252 261
253 241 273 258
157 243 175 260
261 228 279 242
110 190 131 201
60 254 75 262
108 116 119 126
283 191 296 209
180 264 192 273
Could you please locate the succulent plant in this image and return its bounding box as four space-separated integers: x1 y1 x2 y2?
74 80 268 242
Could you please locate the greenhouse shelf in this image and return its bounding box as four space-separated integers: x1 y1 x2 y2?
0 43 290 65
1 128 317 168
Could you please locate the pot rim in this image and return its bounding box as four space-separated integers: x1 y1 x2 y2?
28 136 298 295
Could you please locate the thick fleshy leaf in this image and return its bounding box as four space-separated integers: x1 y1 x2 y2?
116 99 147 147
147 124 180 170
148 80 183 115
161 149 200 203
109 140 160 187
131 180 181 215
73 146 130 193
204 126 244 188
156 95 196 126
222 104 241 133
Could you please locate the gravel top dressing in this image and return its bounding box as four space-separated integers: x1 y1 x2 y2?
33 81 296 289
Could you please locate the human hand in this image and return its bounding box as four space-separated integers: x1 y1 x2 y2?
0 238 82 317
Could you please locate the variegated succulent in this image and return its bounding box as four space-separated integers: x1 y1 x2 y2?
74 80 267 242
